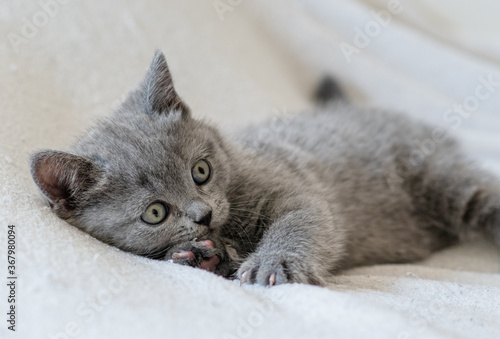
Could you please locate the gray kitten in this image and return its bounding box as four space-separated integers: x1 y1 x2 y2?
31 51 500 286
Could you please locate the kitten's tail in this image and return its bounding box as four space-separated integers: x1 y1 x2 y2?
313 75 346 105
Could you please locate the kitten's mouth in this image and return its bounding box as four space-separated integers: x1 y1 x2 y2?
195 216 224 240
197 222 220 241
200 227 214 238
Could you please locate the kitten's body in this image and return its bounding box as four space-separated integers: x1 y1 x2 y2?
31 52 500 286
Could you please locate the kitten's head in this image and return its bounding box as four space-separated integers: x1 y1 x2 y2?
31 51 232 258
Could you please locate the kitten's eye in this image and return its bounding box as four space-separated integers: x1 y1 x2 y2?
192 160 211 185
141 201 168 225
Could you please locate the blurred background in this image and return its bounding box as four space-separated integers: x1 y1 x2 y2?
1 0 500 169
360 0 500 61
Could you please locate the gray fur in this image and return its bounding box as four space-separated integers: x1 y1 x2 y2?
31 51 500 286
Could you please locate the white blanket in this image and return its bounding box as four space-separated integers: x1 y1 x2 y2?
1 1 499 338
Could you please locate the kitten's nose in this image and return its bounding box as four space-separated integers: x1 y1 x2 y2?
186 202 212 227
196 210 212 227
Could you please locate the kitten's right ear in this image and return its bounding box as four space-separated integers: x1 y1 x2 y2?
30 151 102 219
137 50 190 117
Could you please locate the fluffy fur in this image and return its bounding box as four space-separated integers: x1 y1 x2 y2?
31 51 500 286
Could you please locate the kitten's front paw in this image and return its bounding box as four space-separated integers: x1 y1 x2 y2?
237 254 322 286
165 240 220 272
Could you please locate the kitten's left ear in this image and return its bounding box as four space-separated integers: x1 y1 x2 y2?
30 151 103 219
140 50 190 116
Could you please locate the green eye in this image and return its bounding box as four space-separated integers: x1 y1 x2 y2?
141 201 168 225
192 160 211 185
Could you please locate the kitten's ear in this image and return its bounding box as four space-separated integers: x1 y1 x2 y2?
140 50 190 116
30 151 102 219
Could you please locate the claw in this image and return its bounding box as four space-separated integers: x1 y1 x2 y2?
240 271 249 286
268 272 277 286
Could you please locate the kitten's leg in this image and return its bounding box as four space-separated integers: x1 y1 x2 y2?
406 146 500 245
237 200 346 286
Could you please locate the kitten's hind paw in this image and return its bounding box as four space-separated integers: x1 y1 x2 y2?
166 240 220 272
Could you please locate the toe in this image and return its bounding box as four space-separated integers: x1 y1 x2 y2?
172 251 195 260
199 255 220 272
197 240 215 248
